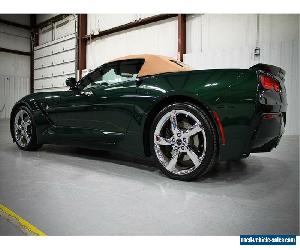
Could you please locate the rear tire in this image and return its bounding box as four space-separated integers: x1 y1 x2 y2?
150 102 218 181
12 106 42 151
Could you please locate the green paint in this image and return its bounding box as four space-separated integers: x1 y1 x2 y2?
10 65 287 161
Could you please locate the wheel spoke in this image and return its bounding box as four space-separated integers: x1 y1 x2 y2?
15 124 22 130
15 129 21 140
20 110 25 122
186 147 201 167
165 152 179 172
23 132 30 143
154 135 172 146
170 110 178 135
24 120 31 128
184 123 203 138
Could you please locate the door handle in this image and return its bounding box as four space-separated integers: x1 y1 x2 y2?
80 91 93 96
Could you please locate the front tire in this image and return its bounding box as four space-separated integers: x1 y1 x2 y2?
150 102 218 181
12 106 42 151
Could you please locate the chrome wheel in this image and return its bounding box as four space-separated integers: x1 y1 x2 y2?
154 109 207 175
14 109 32 148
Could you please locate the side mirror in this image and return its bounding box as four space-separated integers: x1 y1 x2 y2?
66 77 77 89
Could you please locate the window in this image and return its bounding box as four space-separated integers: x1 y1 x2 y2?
80 59 144 90
119 59 144 81
80 63 119 90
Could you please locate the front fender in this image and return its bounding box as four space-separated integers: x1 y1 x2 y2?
10 96 53 144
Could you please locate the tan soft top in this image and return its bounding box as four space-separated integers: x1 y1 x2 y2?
109 54 192 77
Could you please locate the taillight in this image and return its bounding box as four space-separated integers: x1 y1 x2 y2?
260 75 280 92
262 113 280 120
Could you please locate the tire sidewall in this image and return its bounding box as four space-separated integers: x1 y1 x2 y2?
150 102 217 181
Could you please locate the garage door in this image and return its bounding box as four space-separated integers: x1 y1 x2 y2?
34 15 77 92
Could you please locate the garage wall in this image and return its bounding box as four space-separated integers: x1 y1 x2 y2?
0 14 30 28
34 14 77 92
185 14 299 135
86 14 177 70
0 14 30 119
88 14 154 33
36 14 57 25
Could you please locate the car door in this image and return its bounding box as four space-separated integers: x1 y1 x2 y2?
51 60 143 144
49 80 102 143
89 59 144 137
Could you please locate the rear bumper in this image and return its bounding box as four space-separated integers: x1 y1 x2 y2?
251 112 285 152
249 65 288 153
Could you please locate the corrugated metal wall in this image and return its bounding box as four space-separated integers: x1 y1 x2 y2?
0 74 29 119
86 15 177 70
0 14 31 119
34 15 77 92
185 14 299 135
88 14 154 33
0 14 30 27
36 14 57 25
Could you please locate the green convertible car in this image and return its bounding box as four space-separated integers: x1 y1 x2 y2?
10 54 287 181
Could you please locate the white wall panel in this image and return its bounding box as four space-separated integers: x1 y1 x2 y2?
34 61 75 79
0 52 30 77
88 14 157 34
55 16 77 39
36 14 57 25
34 49 75 69
38 15 76 46
34 15 77 92
34 35 76 58
0 14 30 26
86 17 177 69
185 14 299 135
34 74 75 90
0 74 29 119
0 23 30 52
0 75 5 119
88 14 142 34
39 24 53 45
0 15 30 119
138 14 156 19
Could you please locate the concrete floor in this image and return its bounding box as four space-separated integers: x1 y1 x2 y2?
0 119 298 235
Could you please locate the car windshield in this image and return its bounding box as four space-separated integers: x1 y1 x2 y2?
78 59 144 90
77 66 102 89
